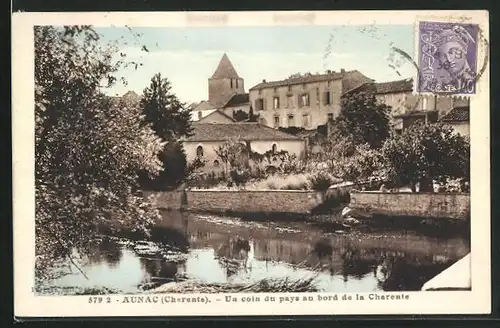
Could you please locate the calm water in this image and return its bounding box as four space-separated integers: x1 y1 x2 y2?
43 211 470 294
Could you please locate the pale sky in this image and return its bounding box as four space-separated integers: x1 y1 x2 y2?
94 25 416 104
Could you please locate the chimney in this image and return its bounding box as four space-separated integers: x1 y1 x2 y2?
326 69 332 74
262 79 266 83
340 69 346 74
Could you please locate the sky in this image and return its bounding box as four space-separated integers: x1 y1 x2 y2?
94 25 416 104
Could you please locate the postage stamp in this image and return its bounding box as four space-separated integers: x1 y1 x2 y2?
417 21 479 95
12 10 490 319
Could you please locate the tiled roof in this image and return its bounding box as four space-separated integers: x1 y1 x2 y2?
184 123 302 142
223 93 250 107
249 70 373 95
393 110 438 118
439 106 469 123
375 78 413 94
249 71 344 90
211 53 240 79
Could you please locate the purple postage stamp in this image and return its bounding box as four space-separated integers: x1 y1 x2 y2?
417 21 479 95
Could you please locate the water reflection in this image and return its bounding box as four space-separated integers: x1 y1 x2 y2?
46 211 470 294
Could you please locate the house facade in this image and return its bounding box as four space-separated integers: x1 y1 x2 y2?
370 78 470 133
248 70 373 130
182 122 306 173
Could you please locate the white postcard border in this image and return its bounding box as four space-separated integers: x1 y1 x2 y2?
12 10 491 317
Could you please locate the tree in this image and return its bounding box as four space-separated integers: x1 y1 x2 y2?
336 90 391 149
139 141 188 190
35 26 164 279
140 73 193 141
321 133 383 183
140 73 194 188
248 107 259 122
381 122 470 192
232 109 249 122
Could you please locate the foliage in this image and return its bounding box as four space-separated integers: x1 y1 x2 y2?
214 139 249 173
35 26 164 278
232 108 259 122
140 73 193 141
248 107 259 122
140 141 188 190
308 172 335 191
336 90 391 149
319 131 384 183
381 122 470 192
278 126 306 136
232 109 249 122
287 72 316 79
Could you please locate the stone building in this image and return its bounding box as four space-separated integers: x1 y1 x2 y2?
191 53 251 121
346 78 469 133
248 70 373 130
181 122 306 173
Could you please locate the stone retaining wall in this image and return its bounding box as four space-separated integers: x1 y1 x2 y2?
143 190 325 214
349 191 470 220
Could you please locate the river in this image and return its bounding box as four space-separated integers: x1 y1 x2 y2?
39 210 470 295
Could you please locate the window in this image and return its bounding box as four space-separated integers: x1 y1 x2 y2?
273 96 280 109
323 91 332 105
271 144 277 154
422 97 428 110
273 115 280 128
327 113 334 121
299 93 310 107
288 85 292 92
302 83 306 89
255 98 264 111
196 146 204 157
316 88 320 106
286 95 294 108
213 160 220 167
273 87 278 93
230 79 233 88
236 79 238 89
302 114 311 128
288 114 295 127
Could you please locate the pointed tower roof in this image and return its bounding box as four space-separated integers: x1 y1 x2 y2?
211 53 240 79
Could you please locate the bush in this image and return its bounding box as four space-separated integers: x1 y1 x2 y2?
308 172 335 191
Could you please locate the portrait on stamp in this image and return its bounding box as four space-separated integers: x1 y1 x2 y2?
418 21 479 94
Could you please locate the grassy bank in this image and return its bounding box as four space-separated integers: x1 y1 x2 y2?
151 276 319 293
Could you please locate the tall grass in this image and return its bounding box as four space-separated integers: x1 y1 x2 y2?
151 276 319 293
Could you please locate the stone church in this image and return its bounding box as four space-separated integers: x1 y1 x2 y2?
190 53 251 123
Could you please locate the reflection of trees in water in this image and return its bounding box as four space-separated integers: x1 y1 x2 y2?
309 237 459 290
140 257 185 281
87 237 123 268
216 236 252 278
149 225 190 252
340 244 379 280
253 239 311 265
375 255 455 291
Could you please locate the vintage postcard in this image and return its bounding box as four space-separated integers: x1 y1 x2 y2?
12 10 490 318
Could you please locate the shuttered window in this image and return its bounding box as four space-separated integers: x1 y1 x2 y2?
255 99 264 111
323 91 331 105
